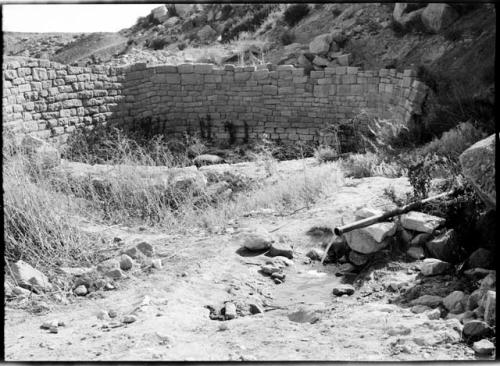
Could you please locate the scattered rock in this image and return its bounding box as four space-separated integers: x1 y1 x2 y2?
420 258 452 276
348 250 369 266
274 278 283 285
400 211 445 234
122 315 137 324
309 33 333 55
194 154 224 166
119 255 133 271
425 229 460 263
240 228 274 251
73 285 88 296
224 302 237 320
473 339 495 355
426 308 442 320
306 248 324 261
270 256 293 267
483 290 495 326
96 310 109 320
271 272 286 281
388 325 411 336
462 320 492 342
407 246 425 260
411 305 431 314
136 241 154 257
104 282 115 291
446 311 475 323
60 267 94 277
459 134 496 209
197 25 218 43
267 242 293 259
249 303 264 315
479 273 496 291
332 284 355 296
463 268 494 281
399 228 414 244
105 268 124 280
10 260 51 291
288 306 321 324
467 289 483 311
49 326 58 334
108 310 118 318
421 3 459 33
122 246 143 260
443 291 467 314
338 263 356 274
41 320 59 329
410 295 443 308
467 248 495 270
260 264 281 275
12 286 31 297
97 258 120 273
152 259 163 269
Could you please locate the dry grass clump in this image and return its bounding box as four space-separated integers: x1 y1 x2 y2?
341 152 406 179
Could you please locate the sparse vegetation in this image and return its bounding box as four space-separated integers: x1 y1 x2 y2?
283 4 310 27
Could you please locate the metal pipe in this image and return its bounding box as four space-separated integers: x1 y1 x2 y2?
333 189 455 236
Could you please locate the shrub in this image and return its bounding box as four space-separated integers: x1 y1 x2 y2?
341 152 406 179
148 37 169 50
283 4 310 27
314 146 338 163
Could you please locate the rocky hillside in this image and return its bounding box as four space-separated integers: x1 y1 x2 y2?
4 3 495 139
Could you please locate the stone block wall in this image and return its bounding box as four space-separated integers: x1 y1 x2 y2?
3 57 429 146
2 57 126 145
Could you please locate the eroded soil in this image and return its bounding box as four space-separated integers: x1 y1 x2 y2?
4 176 481 361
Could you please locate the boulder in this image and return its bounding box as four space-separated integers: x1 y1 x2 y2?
297 53 313 68
400 211 445 234
11 260 51 291
411 305 431 314
467 289 483 311
410 294 443 308
443 291 467 314
267 242 293 259
260 264 281 275
312 56 329 67
194 154 224 166
164 16 180 27
151 5 168 22
420 258 452 276
410 233 432 246
336 54 350 66
21 135 61 170
97 258 120 273
473 339 495 355
332 284 355 296
427 308 441 320
240 228 274 251
445 310 475 323
224 302 237 320
463 268 495 281
421 3 459 33
344 228 391 254
306 248 325 261
480 272 496 291
393 4 426 30
136 241 154 257
361 222 397 243
459 134 496 209
119 255 133 271
425 229 461 263
309 33 333 55
462 320 492 342
73 285 88 296
354 207 383 220
467 248 495 270
105 268 123 280
197 25 218 43
483 290 495 326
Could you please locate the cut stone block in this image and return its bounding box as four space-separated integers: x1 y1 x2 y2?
400 211 445 233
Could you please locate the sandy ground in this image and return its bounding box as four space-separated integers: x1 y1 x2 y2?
4 176 484 361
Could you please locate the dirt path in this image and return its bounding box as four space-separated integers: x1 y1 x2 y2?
4 177 479 361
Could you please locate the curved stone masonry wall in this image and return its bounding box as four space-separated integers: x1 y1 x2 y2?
3 57 429 146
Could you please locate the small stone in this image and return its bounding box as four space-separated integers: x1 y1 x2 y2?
97 258 120 273
446 311 475 323
58 321 65 327
224 302 237 320
108 310 117 318
267 242 293 259
49 326 58 334
410 295 443 308
12 286 31 297
260 264 281 275
306 248 325 261
467 248 495 270
425 229 460 263
426 308 441 320
462 320 492 341
11 260 51 291
407 246 425 260
249 303 264 314
348 251 369 266
467 289 483 311
420 258 452 276
73 285 87 296
270 256 293 267
463 268 494 281
152 259 163 269
399 228 413 244
411 305 431 314
105 268 123 280
274 278 283 285
332 284 355 296
119 254 133 271
443 291 467 314
338 263 356 274
122 315 137 324
136 241 154 257
479 273 496 291
41 320 59 329
104 282 115 290
473 339 495 355
218 323 229 331
122 246 143 260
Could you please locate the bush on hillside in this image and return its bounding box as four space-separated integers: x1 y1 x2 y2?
283 4 310 27
280 30 296 45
